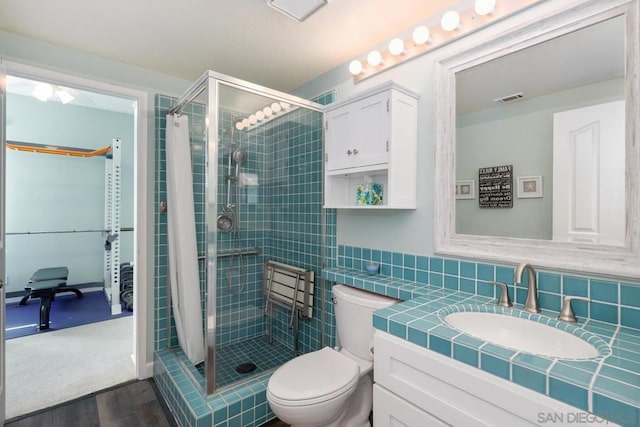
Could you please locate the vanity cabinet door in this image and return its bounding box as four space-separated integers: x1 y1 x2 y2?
325 91 389 172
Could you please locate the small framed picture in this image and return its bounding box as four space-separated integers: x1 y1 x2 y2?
455 180 475 199
517 176 543 198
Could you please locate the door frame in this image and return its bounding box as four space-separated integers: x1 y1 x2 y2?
2 60 150 379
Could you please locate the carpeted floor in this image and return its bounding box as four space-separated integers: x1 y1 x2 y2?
5 290 132 339
5 316 136 419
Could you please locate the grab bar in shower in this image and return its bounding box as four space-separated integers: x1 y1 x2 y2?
197 246 261 260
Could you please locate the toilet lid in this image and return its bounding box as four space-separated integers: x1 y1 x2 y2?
268 347 359 404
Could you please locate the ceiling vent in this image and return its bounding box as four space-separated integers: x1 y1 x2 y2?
493 92 524 104
267 0 328 22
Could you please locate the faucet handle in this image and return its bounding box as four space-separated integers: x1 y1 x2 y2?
488 281 513 308
558 296 590 323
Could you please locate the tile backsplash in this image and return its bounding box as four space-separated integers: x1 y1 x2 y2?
337 245 640 329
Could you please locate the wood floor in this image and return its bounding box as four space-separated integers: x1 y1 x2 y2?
5 379 177 427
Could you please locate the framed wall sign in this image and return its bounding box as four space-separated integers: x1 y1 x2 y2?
478 165 513 208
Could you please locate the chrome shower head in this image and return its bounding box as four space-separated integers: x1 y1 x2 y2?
232 148 247 164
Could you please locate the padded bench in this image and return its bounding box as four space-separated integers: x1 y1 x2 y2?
19 267 83 330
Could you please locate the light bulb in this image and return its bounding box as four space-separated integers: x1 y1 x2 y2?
256 111 265 121
242 118 250 127
33 83 53 102
235 122 244 130
475 0 496 16
388 38 405 56
249 115 257 125
441 10 460 31
280 102 290 110
367 50 383 67
263 106 273 117
349 60 363 75
412 26 430 45
271 102 282 113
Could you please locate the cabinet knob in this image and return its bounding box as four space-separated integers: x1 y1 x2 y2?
353 149 359 155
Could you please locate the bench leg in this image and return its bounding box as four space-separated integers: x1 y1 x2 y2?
39 292 54 330
57 287 83 299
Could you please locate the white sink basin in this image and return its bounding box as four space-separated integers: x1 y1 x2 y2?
444 312 599 359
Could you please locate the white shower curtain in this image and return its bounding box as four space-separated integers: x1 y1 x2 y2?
165 114 205 365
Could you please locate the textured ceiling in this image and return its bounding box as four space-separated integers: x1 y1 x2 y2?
0 0 462 92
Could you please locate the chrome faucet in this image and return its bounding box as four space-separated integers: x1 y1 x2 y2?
514 263 540 313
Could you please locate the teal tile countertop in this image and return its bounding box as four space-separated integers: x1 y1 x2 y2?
322 267 640 427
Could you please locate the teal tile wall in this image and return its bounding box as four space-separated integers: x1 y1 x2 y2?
262 108 325 355
336 244 640 329
216 108 268 347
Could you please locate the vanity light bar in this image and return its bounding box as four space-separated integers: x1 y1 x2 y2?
349 0 536 82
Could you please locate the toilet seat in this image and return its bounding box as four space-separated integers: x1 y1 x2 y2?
268 347 360 407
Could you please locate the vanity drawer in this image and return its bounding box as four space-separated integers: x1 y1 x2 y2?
373 384 448 426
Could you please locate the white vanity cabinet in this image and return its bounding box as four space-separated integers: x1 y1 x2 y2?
323 82 418 209
373 331 616 427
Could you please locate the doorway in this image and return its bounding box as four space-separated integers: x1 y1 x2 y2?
1 61 149 419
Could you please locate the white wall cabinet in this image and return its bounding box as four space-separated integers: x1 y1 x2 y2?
373 331 616 427
324 82 418 209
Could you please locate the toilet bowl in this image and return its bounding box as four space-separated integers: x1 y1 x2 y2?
267 285 398 427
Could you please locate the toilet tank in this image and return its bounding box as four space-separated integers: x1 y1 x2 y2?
333 284 399 361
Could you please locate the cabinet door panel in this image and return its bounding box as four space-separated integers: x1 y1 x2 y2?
325 106 355 171
356 91 389 167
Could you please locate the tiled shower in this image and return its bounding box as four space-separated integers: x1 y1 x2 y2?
152 78 335 426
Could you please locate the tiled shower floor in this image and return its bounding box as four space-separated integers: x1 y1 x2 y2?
198 335 294 389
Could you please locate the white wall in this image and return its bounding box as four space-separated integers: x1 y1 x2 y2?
5 93 135 292
1 29 191 365
292 0 616 256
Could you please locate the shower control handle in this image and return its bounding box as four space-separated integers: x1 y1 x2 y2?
347 149 352 155
353 149 358 155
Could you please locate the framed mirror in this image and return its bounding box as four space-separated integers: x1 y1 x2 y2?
434 0 640 279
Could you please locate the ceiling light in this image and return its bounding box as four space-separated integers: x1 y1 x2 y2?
33 83 53 102
412 26 431 45
475 0 496 16
249 115 258 125
271 102 282 113
56 88 75 104
267 0 327 22
349 60 363 75
441 10 461 31
367 50 383 67
242 118 250 128
235 122 245 130
263 106 273 117
256 110 265 121
389 38 405 56
280 101 290 110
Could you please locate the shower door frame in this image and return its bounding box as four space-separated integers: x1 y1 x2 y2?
171 70 325 395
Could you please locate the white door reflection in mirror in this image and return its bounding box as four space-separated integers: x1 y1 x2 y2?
552 101 625 245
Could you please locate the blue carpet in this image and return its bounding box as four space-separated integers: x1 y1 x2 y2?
5 290 132 339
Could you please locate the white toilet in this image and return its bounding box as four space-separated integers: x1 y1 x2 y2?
267 284 398 427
